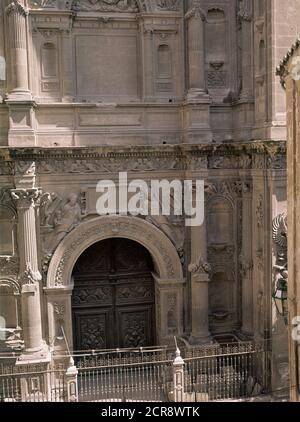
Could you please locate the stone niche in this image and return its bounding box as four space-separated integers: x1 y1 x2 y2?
205 7 229 100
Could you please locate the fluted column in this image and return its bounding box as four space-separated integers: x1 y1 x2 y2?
11 188 45 355
238 0 253 99
142 27 154 101
188 207 211 344
5 0 31 100
185 0 206 98
240 185 253 336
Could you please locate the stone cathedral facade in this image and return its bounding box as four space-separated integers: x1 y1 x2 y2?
0 0 298 397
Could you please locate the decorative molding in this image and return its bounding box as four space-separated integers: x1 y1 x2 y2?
237 0 252 22
18 263 41 285
71 0 139 12
156 0 179 12
205 180 251 199
53 302 65 323
5 1 28 17
11 188 41 209
256 194 264 227
4 141 287 173
185 0 206 21
46 215 183 287
188 256 211 275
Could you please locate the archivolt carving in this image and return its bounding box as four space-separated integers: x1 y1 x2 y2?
0 277 20 295
47 215 183 287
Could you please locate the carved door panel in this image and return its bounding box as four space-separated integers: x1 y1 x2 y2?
73 309 113 350
117 306 154 348
72 239 155 351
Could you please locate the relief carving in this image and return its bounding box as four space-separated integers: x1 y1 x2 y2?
43 193 83 254
156 0 179 11
166 293 178 335
74 0 139 12
237 0 252 22
38 156 182 174
256 194 264 227
239 253 253 278
188 255 211 275
19 263 41 285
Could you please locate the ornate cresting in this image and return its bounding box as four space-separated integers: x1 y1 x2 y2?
272 213 288 319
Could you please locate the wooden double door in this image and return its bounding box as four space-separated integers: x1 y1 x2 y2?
72 238 155 351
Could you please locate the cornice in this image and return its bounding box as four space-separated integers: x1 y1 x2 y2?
0 140 287 160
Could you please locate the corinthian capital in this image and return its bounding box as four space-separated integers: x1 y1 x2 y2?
188 255 211 275
11 188 42 208
185 0 206 21
5 1 28 17
237 0 252 22
19 263 41 285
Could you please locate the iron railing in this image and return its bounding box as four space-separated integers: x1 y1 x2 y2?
0 341 269 402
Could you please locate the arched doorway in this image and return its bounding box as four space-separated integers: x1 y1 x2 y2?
71 238 155 350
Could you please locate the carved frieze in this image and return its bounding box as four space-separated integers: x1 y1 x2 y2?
37 156 182 174
205 180 250 199
72 0 139 12
156 0 179 11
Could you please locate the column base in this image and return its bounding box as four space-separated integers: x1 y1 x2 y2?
185 88 210 103
16 342 51 365
6 89 33 102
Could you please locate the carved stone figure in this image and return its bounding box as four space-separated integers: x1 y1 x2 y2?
44 193 82 253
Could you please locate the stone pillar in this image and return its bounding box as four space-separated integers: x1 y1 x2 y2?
185 0 206 98
66 358 79 402
5 0 31 100
188 210 211 344
61 29 74 102
173 346 185 402
183 0 212 143
240 184 254 336
142 26 154 101
11 188 46 357
238 0 253 100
